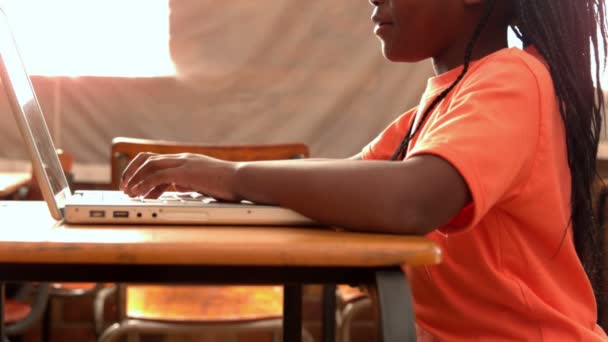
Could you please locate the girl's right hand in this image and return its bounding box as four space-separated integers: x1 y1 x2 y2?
119 152 240 202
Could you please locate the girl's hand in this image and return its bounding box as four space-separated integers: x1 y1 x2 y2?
119 152 240 201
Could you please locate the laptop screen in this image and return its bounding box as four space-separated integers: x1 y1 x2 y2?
0 9 70 217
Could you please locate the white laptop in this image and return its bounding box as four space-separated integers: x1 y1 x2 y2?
0 9 314 226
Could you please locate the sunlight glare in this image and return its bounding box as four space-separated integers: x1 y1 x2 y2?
0 0 174 77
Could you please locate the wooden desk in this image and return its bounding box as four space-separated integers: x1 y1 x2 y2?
0 201 441 342
0 172 29 198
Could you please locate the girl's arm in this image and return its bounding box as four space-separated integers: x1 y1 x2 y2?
233 156 469 235
120 152 470 235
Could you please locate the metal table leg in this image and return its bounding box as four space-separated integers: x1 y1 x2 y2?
283 284 302 342
375 268 416 342
322 283 336 342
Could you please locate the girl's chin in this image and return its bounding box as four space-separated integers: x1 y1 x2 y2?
381 47 431 63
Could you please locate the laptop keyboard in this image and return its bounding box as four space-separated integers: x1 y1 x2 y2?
161 192 219 204
79 191 218 204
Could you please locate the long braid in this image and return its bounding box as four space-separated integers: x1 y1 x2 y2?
512 0 607 312
390 0 497 161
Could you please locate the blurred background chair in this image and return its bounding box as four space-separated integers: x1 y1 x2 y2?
0 173 29 200
335 285 371 342
43 282 107 342
97 137 313 342
4 283 50 342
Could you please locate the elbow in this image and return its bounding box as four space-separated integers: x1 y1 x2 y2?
387 183 468 235
391 196 465 235
395 206 438 235
388 190 457 235
368 202 437 236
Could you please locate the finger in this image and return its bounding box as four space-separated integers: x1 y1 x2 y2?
123 155 185 194
173 185 193 192
120 152 156 190
127 168 175 198
143 183 170 199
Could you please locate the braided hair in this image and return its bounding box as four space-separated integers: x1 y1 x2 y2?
391 0 607 311
512 0 607 315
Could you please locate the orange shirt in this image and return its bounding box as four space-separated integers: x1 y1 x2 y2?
362 47 607 341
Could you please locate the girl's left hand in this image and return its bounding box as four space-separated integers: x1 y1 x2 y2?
119 152 240 201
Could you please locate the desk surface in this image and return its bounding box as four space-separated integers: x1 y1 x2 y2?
0 172 29 197
0 201 441 268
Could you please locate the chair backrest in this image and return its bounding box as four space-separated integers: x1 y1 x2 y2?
110 137 310 190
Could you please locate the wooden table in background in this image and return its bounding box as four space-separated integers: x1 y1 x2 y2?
0 201 441 342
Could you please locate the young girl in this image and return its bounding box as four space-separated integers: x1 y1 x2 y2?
121 0 608 340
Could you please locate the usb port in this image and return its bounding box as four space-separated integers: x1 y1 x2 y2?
112 211 129 218
89 210 105 218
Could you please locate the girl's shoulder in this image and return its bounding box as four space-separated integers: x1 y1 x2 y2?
463 46 554 95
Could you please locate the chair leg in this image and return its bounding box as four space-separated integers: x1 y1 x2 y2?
93 285 117 336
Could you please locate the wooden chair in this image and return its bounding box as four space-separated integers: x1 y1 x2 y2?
4 283 50 341
97 137 313 342
108 137 309 190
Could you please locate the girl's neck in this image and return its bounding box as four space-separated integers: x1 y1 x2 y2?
432 26 509 75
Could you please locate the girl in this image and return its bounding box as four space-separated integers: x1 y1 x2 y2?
121 0 608 340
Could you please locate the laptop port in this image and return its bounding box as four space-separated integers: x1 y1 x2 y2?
89 210 105 218
113 211 129 218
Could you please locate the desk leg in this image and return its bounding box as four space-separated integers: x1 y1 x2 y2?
0 282 5 342
322 283 336 342
375 268 416 342
283 284 302 342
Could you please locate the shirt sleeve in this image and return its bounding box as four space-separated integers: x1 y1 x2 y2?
361 107 418 161
409 57 543 233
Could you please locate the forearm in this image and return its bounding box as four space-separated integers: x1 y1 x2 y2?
233 157 468 235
